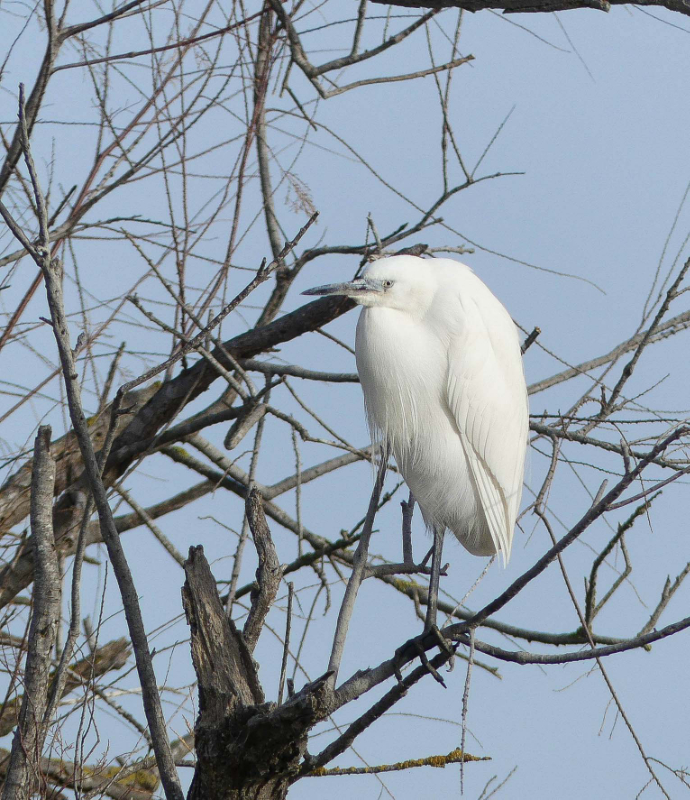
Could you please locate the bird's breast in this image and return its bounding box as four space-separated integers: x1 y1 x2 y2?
355 307 447 453
355 305 490 551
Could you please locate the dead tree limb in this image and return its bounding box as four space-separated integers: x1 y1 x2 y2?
183 545 334 800
375 0 690 19
243 485 282 654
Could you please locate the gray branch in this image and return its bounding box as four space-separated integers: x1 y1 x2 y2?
375 0 690 18
2 427 59 800
327 455 388 685
39 256 183 800
243 484 283 654
3 105 185 800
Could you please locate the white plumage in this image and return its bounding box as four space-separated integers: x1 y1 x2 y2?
304 254 528 578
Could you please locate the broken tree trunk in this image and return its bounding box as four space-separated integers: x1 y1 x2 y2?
182 545 332 800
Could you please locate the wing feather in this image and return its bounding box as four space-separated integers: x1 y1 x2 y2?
444 284 528 564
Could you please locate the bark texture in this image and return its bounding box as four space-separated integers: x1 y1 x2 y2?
182 546 333 800
2 428 59 800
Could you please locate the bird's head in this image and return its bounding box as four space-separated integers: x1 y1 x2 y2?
302 256 436 316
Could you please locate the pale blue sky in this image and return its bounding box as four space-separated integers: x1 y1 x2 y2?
1 4 690 799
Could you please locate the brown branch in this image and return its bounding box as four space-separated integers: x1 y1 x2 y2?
521 326 541 354
324 594 690 763
270 0 438 81
319 56 475 98
56 10 263 69
114 486 186 567
60 0 150 39
240 358 358 383
0 637 131 738
584 498 655 625
119 213 319 398
0 37 59 199
0 0 226 349
0 384 160 537
457 614 690 663
529 421 686 471
165 447 630 650
0 286 350 612
638 560 690 636
528 309 690 396
594 258 690 425
0 748 157 800
326 428 690 719
448 428 688 637
306 646 457 775
327 455 388 685
182 545 264 712
184 546 333 799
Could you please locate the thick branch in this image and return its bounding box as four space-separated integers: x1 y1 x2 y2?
243 486 282 654
182 545 264 715
2 428 59 800
0 295 355 607
375 0 690 18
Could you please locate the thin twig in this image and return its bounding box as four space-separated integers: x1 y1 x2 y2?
8 99 184 800
327 452 388 685
278 583 294 704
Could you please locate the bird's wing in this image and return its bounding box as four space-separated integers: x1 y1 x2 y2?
445 288 528 563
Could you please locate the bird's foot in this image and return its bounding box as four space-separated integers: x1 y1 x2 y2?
413 633 447 687
393 626 457 689
425 622 454 653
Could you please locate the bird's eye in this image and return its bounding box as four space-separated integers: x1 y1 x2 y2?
382 280 393 289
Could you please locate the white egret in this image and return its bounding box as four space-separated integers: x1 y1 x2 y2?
303 255 528 628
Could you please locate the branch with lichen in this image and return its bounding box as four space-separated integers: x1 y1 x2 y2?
306 748 489 777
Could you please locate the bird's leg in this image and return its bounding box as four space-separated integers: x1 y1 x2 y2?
424 530 455 665
390 527 453 686
401 491 415 565
425 527 444 631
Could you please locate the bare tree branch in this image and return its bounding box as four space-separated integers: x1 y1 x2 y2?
3 100 185 800
2 427 59 800
375 0 690 19
0 637 131 738
243 485 283 654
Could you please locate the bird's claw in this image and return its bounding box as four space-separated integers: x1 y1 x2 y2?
392 643 408 688
413 636 447 687
393 627 456 689
424 622 452 652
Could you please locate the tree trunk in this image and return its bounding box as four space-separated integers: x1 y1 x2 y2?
183 545 332 800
